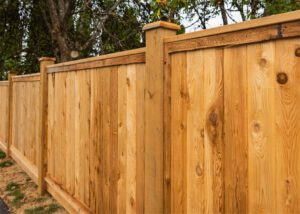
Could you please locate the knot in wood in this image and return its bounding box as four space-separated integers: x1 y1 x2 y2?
277 72 288 85
259 58 267 67
196 164 203 177
147 90 154 99
295 48 300 57
130 196 135 206
126 78 131 87
253 122 260 133
200 128 204 138
209 111 218 127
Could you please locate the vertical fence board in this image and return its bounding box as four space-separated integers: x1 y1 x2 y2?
171 52 187 213
203 48 224 214
0 84 9 152
247 41 276 213
223 46 248 214
274 38 300 213
186 50 205 213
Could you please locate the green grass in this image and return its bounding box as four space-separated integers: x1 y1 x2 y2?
0 149 6 159
6 182 25 208
24 204 60 214
0 160 13 168
6 182 19 191
11 189 25 207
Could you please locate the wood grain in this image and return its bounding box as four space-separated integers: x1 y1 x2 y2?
223 46 248 214
47 63 145 214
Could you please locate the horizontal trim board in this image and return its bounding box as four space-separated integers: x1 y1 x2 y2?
47 48 146 73
0 81 9 86
165 10 300 43
12 74 40 82
10 146 38 184
166 21 300 53
45 177 91 214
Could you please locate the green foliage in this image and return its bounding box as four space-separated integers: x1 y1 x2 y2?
150 0 188 22
0 149 6 159
265 0 300 15
0 160 13 168
0 0 299 73
0 0 24 79
6 182 19 192
24 204 60 214
6 182 24 208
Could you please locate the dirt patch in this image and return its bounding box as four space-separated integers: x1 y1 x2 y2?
0 149 68 214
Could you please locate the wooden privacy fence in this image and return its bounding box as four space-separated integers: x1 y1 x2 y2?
0 10 300 213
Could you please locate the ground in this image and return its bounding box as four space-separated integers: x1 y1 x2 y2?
0 149 67 214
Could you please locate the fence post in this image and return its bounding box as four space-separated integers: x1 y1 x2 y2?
143 22 180 213
38 57 55 195
7 71 17 157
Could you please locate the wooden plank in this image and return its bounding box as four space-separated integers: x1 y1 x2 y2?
166 21 300 54
47 74 55 179
7 72 17 157
47 50 145 73
0 85 9 152
38 58 55 194
0 81 9 86
109 66 118 213
89 68 102 213
10 145 38 184
163 43 172 214
101 67 111 214
247 42 276 213
165 10 300 43
203 48 224 214
45 177 91 214
117 65 128 214
0 141 7 153
135 64 145 214
12 74 40 82
48 48 145 68
274 38 300 213
224 46 248 213
65 72 76 196
185 50 205 213
170 52 187 213
74 70 81 201
126 65 137 213
77 70 91 206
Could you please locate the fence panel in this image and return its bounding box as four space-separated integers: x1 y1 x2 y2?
46 49 146 213
10 74 40 183
165 16 300 213
0 81 9 152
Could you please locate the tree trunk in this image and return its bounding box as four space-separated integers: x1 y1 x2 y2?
219 0 228 25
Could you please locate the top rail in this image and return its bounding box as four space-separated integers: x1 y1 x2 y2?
12 73 40 82
0 81 9 86
47 48 146 73
165 10 300 43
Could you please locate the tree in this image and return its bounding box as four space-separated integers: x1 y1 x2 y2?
41 0 127 61
22 0 55 74
264 0 300 16
0 0 24 79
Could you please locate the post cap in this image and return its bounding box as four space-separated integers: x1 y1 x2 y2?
39 57 56 62
8 70 17 75
143 21 181 31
